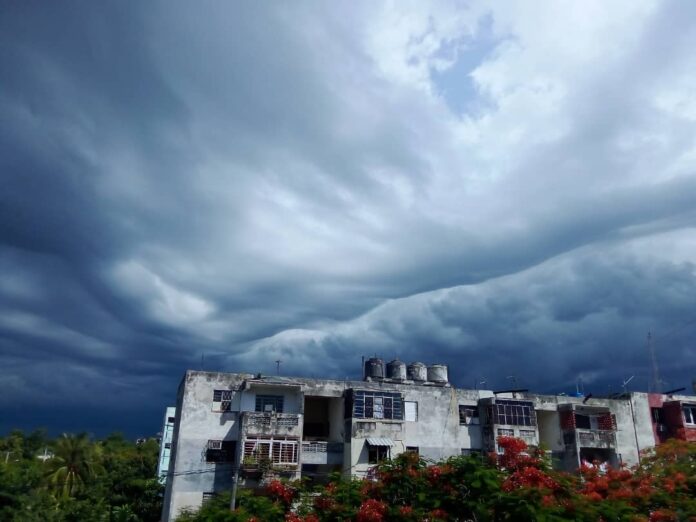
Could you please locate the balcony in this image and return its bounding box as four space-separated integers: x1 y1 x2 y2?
240 412 303 438
301 441 344 465
575 429 616 449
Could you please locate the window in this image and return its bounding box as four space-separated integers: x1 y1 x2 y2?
651 407 665 424
206 440 236 463
461 449 482 456
368 445 389 464
405 401 418 422
496 429 514 453
352 391 403 420
459 405 479 425
575 413 613 430
255 395 284 413
167 416 176 423
405 446 419 455
212 390 233 412
519 429 536 445
493 400 535 426
243 437 299 466
684 404 696 425
164 443 172 449
575 414 591 430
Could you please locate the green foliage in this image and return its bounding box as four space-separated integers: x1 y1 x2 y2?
178 439 696 522
0 429 163 522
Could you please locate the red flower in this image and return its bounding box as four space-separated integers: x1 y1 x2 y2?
649 509 677 522
428 508 448 521
267 479 295 505
356 499 387 522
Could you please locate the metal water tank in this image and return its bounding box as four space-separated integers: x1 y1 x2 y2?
407 362 427 381
427 364 449 384
365 357 384 380
386 359 406 380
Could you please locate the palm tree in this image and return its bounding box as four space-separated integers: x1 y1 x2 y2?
46 433 100 498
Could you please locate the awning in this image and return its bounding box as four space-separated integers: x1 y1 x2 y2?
366 437 394 447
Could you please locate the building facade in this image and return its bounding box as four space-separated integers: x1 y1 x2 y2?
157 407 177 484
162 365 696 521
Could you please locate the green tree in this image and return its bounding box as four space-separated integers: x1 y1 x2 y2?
46 433 101 499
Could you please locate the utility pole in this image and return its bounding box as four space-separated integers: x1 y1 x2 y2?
229 465 239 511
275 360 282 376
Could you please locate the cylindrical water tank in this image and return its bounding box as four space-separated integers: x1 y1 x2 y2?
407 362 427 381
427 364 449 383
386 359 406 380
365 357 384 380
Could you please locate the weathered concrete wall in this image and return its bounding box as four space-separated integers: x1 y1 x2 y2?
537 410 563 452
164 372 251 521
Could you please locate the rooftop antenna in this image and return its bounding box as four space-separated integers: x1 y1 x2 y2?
506 375 518 387
275 360 282 376
647 331 661 393
622 375 635 395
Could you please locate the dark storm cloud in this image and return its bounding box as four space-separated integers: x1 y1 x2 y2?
1 1 696 435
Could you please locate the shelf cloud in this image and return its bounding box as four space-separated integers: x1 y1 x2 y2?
1 0 695 435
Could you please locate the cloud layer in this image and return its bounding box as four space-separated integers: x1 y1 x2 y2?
1 0 696 435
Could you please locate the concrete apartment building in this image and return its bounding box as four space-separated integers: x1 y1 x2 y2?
162 359 696 521
157 407 177 484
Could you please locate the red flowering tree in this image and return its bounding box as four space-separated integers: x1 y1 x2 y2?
178 439 696 521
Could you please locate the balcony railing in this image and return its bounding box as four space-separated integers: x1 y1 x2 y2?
576 429 616 448
241 412 302 436
301 441 344 465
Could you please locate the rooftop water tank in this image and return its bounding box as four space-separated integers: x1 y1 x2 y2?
364 357 384 380
386 359 406 380
407 362 427 382
427 364 449 384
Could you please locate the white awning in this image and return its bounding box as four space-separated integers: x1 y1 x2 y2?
366 437 394 447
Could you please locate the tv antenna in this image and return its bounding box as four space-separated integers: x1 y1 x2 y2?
622 375 634 394
275 360 282 375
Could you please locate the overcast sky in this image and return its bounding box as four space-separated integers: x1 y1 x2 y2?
2 1 696 437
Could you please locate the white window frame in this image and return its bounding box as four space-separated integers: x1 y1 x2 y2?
684 404 696 425
212 389 233 412
405 401 418 422
243 437 299 466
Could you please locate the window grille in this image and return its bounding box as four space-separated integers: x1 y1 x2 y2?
255 395 284 413
519 429 536 444
243 437 298 465
212 390 233 412
493 400 536 426
352 390 403 420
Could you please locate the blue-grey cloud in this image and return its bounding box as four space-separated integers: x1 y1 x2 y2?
1 0 696 436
